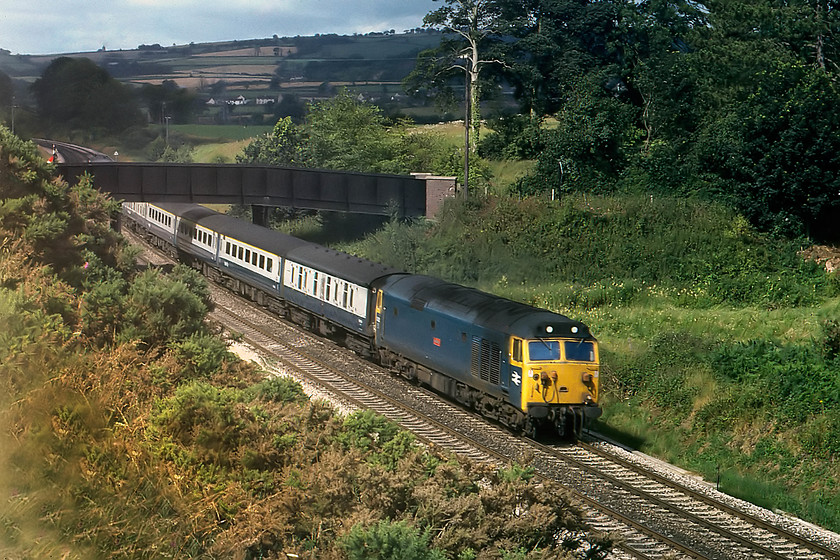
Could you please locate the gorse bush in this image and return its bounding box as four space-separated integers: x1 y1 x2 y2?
118 266 210 348
337 409 418 472
149 381 251 466
247 375 309 405
0 126 124 278
340 520 447 560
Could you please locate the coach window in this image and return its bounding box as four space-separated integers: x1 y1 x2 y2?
238 246 244 260
251 252 258 266
267 258 273 273
259 255 265 269
325 277 332 301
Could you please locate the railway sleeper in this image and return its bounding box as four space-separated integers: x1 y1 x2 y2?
288 307 312 330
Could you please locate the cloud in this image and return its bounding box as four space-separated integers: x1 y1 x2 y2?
0 0 437 55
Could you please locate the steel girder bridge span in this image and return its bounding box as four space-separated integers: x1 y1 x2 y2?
57 162 455 224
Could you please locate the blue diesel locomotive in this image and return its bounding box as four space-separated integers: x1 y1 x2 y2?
122 202 601 437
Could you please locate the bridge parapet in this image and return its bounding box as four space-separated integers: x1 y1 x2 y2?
57 162 455 220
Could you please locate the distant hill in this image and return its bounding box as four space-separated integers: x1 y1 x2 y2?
0 31 446 123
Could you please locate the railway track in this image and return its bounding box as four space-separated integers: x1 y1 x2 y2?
33 138 112 163
127 228 840 560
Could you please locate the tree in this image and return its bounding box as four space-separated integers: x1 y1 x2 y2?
304 91 408 173
0 70 13 122
31 57 143 134
139 80 198 124
413 0 506 153
236 116 312 167
520 74 638 195
491 0 628 116
695 61 840 238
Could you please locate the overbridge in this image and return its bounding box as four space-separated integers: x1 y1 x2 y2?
56 162 456 223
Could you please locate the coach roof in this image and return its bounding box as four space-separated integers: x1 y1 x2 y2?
151 202 401 283
286 243 403 286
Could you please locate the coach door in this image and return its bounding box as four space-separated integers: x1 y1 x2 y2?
374 289 384 342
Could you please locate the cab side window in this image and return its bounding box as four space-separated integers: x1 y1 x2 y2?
512 338 523 362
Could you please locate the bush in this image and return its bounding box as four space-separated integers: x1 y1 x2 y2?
711 340 840 424
149 381 250 466
246 375 309 405
119 267 209 348
170 333 236 381
340 520 447 560
337 410 416 471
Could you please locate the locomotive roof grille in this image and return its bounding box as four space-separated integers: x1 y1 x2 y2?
383 275 594 340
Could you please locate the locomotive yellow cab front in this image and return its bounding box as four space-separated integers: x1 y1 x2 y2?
510 331 601 437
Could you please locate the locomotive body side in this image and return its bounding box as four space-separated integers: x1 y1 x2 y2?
374 274 515 399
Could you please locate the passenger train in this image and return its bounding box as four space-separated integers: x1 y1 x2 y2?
122 201 602 438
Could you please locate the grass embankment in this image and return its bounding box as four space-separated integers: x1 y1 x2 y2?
342 193 840 532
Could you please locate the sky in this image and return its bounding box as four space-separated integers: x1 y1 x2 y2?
0 0 440 56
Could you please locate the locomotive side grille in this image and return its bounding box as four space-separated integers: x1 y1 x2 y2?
489 342 501 385
472 337 501 385
471 337 481 378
